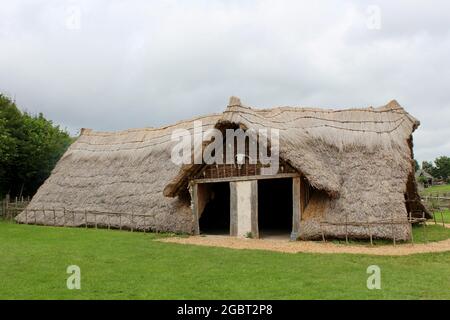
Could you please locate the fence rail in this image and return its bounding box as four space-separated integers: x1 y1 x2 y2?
1 192 448 246
0 195 30 220
421 192 450 212
3 206 157 233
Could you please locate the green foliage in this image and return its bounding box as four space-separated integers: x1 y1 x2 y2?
417 175 428 185
434 156 450 181
0 94 73 197
414 159 420 172
422 160 434 175
422 158 450 182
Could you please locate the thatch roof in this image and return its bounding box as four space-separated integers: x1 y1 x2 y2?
415 169 433 180
16 97 424 239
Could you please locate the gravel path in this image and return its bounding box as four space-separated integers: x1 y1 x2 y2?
160 231 450 256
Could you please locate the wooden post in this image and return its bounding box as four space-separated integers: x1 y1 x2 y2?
344 213 349 244
390 212 396 246
367 218 373 246
5 194 10 220
192 183 200 236
229 182 237 237
131 212 134 232
321 222 326 243
84 209 87 228
143 215 146 234
410 221 414 245
441 211 445 227
291 177 302 241
422 211 427 242
119 213 122 230
53 208 56 226
250 180 259 239
108 214 110 230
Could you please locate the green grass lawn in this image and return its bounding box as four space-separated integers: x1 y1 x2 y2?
1 220 450 300
431 210 450 224
330 224 450 245
421 184 450 195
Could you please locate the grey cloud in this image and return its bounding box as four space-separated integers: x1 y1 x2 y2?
0 0 449 162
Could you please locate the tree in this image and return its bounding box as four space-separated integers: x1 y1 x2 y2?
0 94 73 197
434 156 450 181
422 161 434 175
414 159 420 172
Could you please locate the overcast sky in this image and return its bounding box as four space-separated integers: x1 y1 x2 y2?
1 0 449 162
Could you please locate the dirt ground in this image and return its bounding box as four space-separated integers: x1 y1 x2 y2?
160 223 450 256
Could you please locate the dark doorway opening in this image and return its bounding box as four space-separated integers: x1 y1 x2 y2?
258 178 292 239
199 182 230 235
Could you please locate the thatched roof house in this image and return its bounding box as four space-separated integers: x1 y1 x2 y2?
16 97 428 241
415 169 434 189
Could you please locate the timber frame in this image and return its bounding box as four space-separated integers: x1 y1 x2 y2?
189 166 306 240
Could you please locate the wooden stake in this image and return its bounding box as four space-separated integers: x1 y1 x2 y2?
143 215 146 234
320 222 325 242
391 214 396 246
345 214 349 244
422 212 427 242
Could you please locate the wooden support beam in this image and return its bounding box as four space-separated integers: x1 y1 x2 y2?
229 182 238 237
192 173 299 185
250 180 259 239
191 183 200 235
291 177 302 241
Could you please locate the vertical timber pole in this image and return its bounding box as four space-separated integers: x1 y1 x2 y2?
191 182 200 236
291 176 302 241
229 182 237 237
250 180 259 239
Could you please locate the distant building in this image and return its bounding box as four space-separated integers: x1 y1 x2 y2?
415 169 434 189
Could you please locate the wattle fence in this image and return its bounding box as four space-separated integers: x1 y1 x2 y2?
0 195 30 220
421 192 450 212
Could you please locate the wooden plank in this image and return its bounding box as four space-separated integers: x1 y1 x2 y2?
229 182 238 236
290 177 301 241
250 180 259 239
191 183 200 235
193 173 300 185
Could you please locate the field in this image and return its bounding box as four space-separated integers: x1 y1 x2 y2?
420 184 450 224
421 184 450 195
1 220 450 300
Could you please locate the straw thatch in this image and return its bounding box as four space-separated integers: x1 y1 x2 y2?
16 97 425 240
